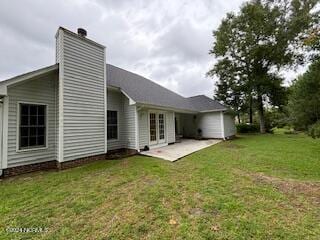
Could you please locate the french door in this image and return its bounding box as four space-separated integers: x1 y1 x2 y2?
149 112 166 145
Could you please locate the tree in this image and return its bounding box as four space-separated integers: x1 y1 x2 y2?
288 59 320 129
208 0 319 133
208 59 244 123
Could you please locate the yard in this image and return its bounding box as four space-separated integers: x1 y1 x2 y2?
0 132 319 239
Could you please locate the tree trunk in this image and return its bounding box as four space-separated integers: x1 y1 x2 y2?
249 96 253 124
257 95 266 133
237 113 241 124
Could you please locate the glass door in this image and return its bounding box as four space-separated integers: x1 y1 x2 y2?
149 113 157 145
149 112 166 146
158 113 166 143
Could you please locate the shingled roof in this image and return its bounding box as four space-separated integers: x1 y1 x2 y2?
106 64 227 112
0 63 228 112
187 95 227 112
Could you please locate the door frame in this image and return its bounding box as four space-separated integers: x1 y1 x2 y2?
158 113 166 144
148 112 158 145
148 110 167 147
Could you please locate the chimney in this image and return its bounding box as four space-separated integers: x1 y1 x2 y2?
55 27 106 162
77 28 87 37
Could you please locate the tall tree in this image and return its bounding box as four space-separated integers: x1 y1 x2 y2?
208 59 244 123
208 0 319 133
288 59 320 129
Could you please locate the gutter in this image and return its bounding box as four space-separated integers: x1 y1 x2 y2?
136 103 198 114
199 109 227 113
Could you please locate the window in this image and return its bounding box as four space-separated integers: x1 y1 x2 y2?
159 113 165 140
107 110 118 140
149 113 157 142
19 103 46 150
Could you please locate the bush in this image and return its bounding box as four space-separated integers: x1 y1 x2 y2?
284 130 297 135
236 123 260 133
308 121 320 139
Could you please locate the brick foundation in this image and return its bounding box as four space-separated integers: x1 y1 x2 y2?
1 148 137 178
2 160 57 178
106 148 137 159
56 153 108 170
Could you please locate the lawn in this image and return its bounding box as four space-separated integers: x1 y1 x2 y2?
0 132 319 239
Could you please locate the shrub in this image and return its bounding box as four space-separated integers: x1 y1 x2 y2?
284 130 297 135
236 123 259 133
308 121 320 139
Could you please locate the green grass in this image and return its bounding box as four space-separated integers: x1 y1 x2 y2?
0 132 319 239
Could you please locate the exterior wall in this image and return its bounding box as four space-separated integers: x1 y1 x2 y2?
166 112 175 143
224 114 236 137
138 108 175 149
123 98 137 149
56 29 106 162
197 112 223 139
181 114 197 138
107 89 137 150
6 74 58 168
2 149 137 178
138 110 149 149
107 89 125 150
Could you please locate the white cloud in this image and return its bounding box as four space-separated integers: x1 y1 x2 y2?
0 0 304 98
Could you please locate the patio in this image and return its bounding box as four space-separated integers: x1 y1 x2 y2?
140 139 222 162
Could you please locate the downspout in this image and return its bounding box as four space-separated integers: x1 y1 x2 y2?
220 111 225 140
0 96 8 177
135 105 140 152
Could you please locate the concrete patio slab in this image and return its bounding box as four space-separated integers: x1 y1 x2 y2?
140 139 222 162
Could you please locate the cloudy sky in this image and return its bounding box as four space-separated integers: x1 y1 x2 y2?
0 0 305 97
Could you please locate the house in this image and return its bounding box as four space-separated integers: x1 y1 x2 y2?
0 27 235 177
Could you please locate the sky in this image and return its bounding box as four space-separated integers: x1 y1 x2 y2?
0 0 306 98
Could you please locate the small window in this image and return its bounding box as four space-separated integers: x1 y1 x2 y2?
107 110 118 140
19 103 46 150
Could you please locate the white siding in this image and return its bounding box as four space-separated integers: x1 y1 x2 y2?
166 112 175 143
107 90 125 150
139 110 149 149
106 89 137 150
55 78 59 160
57 29 106 161
138 109 175 149
197 112 223 138
123 98 136 149
7 74 58 168
224 114 236 137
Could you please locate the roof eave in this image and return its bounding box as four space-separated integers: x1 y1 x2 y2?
136 102 198 114
199 109 227 113
107 85 136 105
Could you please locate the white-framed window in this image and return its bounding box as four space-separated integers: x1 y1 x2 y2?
107 110 118 140
18 103 47 150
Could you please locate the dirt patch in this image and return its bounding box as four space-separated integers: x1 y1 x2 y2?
188 207 220 218
143 177 158 186
189 208 204 217
251 172 320 205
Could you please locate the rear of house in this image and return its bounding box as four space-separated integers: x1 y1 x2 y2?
0 27 235 177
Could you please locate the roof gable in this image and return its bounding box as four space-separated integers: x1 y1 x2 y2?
107 64 193 111
106 64 227 112
188 95 227 112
